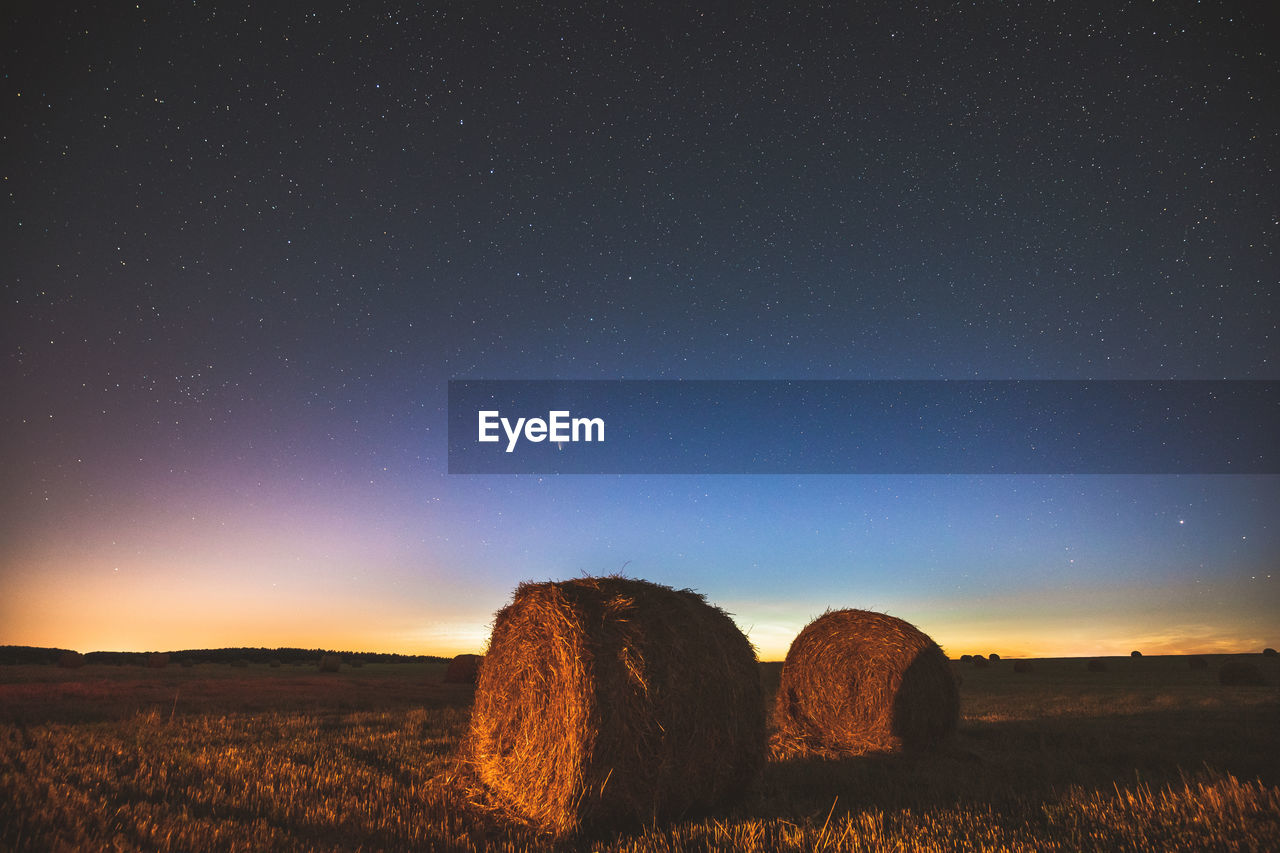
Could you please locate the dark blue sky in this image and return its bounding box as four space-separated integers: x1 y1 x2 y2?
3 0 1276 656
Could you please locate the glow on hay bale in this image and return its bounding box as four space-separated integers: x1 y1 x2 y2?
771 609 959 758
466 576 766 837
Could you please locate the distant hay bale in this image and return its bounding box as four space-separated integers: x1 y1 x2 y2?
988 652 1000 662
467 576 765 837
1086 658 1108 672
443 653 483 684
1131 650 1142 657
147 652 169 669
771 609 959 759
972 654 990 669
318 655 341 673
1218 660 1265 686
1013 660 1032 673
1264 648 1278 657
58 651 85 669
959 654 972 663
1187 655 1209 670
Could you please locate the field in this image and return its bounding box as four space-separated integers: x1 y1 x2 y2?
1 654 1278 851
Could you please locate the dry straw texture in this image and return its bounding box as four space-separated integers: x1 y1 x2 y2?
466 576 766 837
443 653 483 684
771 609 959 758
317 655 341 673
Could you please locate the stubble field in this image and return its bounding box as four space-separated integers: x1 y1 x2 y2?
1 654 1277 851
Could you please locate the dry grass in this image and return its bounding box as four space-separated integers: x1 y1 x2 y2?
771 609 958 758
466 576 766 837
1 654 1278 851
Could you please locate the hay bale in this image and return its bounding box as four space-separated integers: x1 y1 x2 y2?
959 654 973 663
972 654 990 669
1013 660 1032 673
443 653 483 684
1219 660 1264 686
58 651 85 669
771 609 959 759
1131 650 1142 657
318 655 341 673
147 652 169 669
1264 648 1277 657
988 652 1000 662
467 576 765 837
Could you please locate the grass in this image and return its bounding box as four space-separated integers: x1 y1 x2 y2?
1 655 1278 851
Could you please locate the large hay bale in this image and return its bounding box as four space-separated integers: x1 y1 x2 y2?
318 654 341 673
771 609 959 758
467 576 765 837
443 653 483 684
1264 648 1277 657
1219 659 1265 686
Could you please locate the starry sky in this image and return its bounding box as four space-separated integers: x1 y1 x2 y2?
3 0 1277 659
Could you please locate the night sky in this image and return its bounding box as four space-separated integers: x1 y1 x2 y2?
4 1 1276 658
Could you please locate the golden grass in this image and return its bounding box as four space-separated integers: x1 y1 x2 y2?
0 654 1276 851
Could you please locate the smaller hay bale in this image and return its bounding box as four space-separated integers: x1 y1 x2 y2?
772 609 959 759
147 652 169 669
959 654 973 663
318 654 341 673
988 652 1000 662
1130 650 1142 658
58 651 86 669
1186 655 1209 670
1012 660 1033 673
443 653 483 684
1219 660 1265 686
972 654 990 669
1086 658 1108 672
1264 648 1278 657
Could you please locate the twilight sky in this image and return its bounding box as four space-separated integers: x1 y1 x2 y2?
3 1 1276 659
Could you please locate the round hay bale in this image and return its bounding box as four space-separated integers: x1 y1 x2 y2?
972 654 990 669
443 653 483 684
1013 660 1033 673
1218 660 1264 686
959 654 973 663
1131 650 1142 657
318 654 341 673
771 609 959 758
467 576 765 837
1264 647 1277 657
988 652 1000 662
